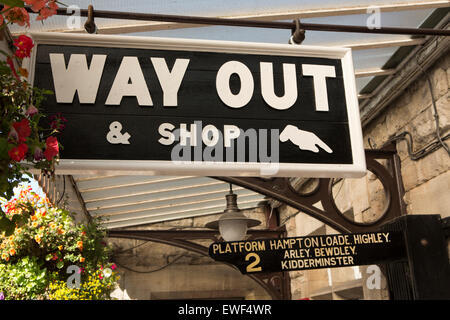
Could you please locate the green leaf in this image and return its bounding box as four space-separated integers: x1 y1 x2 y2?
0 209 15 236
45 254 53 261
5 186 15 201
0 138 8 160
56 261 64 269
11 211 30 227
1 0 25 7
0 220 14 236
0 63 10 74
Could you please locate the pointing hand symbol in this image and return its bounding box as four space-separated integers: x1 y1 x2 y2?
280 125 333 153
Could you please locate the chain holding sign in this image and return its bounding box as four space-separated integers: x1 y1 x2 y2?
209 231 406 274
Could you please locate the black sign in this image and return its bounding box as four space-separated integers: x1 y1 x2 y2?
209 232 405 274
29 33 365 177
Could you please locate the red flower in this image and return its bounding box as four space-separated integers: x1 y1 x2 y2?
36 1 58 21
8 143 28 162
50 113 67 131
0 14 4 26
12 119 31 143
13 35 34 59
43 136 59 161
2 6 30 27
24 0 47 12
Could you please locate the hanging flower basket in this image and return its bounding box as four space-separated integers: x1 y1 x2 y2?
0 1 66 234
0 187 120 300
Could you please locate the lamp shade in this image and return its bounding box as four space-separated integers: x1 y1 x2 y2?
205 187 261 241
219 219 248 242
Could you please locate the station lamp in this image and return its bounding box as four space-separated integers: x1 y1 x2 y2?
206 184 261 242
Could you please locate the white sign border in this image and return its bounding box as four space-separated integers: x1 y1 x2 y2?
24 32 366 178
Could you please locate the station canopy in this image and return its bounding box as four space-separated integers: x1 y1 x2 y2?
11 0 449 229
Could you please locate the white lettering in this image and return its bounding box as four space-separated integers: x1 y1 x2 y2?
202 125 220 147
158 123 175 145
216 61 254 108
223 125 240 147
302 64 336 112
106 56 153 106
50 53 106 104
180 123 197 147
260 62 297 110
150 58 190 107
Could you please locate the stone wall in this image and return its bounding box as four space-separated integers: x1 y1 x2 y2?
364 52 449 219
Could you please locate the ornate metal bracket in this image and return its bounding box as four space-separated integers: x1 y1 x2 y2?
214 146 406 233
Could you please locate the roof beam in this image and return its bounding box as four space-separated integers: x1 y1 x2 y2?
355 68 397 78
358 93 375 100
338 38 426 50
81 177 221 203
77 175 190 192
33 1 449 35
87 185 246 212
94 193 263 219
90 188 257 216
102 200 262 229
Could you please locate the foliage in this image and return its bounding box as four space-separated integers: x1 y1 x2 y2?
0 0 65 235
0 187 119 300
0 1 119 301
0 256 51 299
0 66 60 200
48 266 120 300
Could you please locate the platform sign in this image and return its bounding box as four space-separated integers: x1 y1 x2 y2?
26 32 365 177
209 232 406 274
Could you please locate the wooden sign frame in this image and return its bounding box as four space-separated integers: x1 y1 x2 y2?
25 32 365 178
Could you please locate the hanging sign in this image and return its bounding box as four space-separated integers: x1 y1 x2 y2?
209 232 406 274
26 32 365 177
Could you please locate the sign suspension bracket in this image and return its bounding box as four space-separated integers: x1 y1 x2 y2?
84 4 97 34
